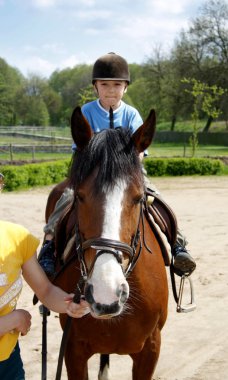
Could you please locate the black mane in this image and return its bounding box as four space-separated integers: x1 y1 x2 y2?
70 127 143 193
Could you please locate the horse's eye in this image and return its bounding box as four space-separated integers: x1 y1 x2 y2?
76 192 84 202
133 196 143 205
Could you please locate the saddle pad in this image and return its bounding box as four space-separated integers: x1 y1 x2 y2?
62 235 75 262
145 208 172 266
146 188 177 247
144 187 178 266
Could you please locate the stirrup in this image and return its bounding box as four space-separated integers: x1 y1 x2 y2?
176 275 196 313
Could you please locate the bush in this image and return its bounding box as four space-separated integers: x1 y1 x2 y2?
2 160 70 191
2 166 30 191
144 157 224 176
144 158 167 176
1 157 224 191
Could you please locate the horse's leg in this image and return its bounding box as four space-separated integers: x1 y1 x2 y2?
64 340 89 380
130 327 161 380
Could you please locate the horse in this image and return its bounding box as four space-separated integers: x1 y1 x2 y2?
48 106 169 380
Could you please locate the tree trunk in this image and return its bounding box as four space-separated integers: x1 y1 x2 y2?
203 115 213 132
170 115 176 131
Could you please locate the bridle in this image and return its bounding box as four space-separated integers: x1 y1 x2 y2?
74 198 146 281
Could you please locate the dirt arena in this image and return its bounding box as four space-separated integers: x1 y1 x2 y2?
1 176 228 380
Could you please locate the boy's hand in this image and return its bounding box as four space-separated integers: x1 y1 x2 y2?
65 295 90 318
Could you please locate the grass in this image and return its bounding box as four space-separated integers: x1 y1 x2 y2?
157 120 228 133
1 126 227 164
0 143 227 164
0 126 71 145
1 119 227 138
0 151 71 162
147 143 228 158
222 165 228 175
0 135 71 145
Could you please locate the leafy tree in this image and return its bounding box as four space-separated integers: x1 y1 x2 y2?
77 84 96 106
15 75 50 125
0 58 23 125
182 78 225 155
172 0 228 128
42 87 62 126
126 78 152 119
49 64 92 125
25 97 49 126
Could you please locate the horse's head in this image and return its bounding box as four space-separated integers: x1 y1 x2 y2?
70 107 156 319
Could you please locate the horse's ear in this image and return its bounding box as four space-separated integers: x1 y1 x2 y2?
71 106 93 150
132 109 156 153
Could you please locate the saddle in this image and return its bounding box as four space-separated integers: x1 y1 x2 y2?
144 187 178 266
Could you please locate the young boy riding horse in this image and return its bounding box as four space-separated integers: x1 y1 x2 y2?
39 52 196 279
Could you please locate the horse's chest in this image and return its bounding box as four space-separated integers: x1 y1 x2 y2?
72 317 152 354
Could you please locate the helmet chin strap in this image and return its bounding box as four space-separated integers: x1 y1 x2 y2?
109 107 114 128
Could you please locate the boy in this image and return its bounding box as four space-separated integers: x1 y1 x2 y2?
39 53 196 278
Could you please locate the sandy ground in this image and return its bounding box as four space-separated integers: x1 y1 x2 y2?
1 176 228 380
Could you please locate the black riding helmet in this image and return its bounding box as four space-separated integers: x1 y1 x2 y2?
92 52 130 84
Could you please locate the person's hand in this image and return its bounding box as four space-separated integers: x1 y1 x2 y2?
65 295 90 318
13 309 32 336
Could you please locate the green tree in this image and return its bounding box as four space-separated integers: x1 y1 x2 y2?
182 78 225 155
77 84 96 106
25 97 49 126
15 75 50 125
0 58 23 125
49 64 92 125
172 0 228 128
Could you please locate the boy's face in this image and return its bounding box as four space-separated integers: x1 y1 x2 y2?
94 80 127 110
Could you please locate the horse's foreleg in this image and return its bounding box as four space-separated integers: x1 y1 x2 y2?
130 328 161 380
64 341 89 380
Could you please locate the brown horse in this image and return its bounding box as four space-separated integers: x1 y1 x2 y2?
48 107 168 380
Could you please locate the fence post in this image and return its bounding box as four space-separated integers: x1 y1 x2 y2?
32 146 35 160
9 144 13 162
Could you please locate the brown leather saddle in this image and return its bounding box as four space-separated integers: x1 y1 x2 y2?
144 187 177 265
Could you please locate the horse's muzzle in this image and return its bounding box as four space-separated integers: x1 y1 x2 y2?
84 282 129 319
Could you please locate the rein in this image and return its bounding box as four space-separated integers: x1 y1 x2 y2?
55 277 85 380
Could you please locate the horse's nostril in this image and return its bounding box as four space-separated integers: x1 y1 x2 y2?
117 283 129 303
84 283 95 304
93 301 120 317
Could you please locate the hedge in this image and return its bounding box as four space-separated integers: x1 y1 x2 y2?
144 157 224 176
1 160 70 191
0 157 224 191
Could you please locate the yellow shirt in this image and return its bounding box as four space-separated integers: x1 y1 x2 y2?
0 221 39 361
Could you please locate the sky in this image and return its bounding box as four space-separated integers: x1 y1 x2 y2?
0 0 207 78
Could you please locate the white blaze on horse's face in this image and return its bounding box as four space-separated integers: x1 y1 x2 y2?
102 179 126 240
87 178 130 318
